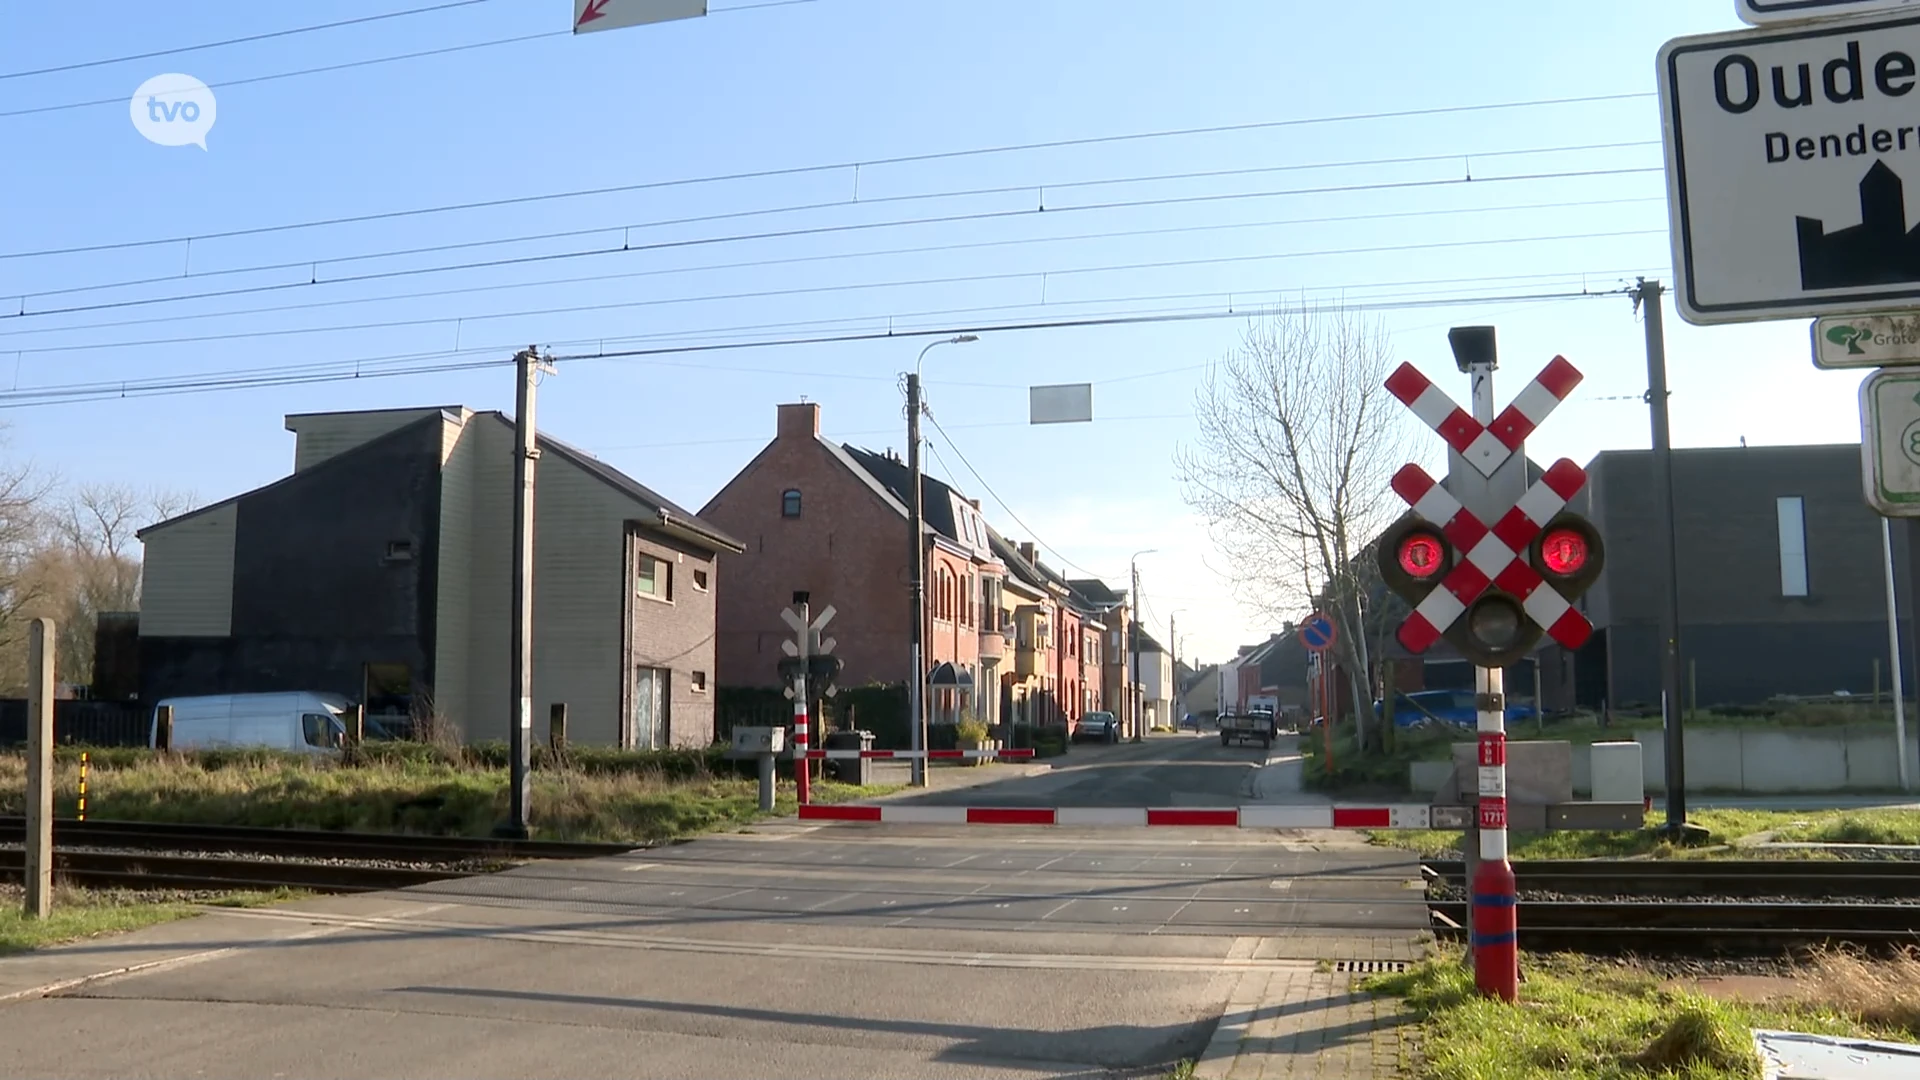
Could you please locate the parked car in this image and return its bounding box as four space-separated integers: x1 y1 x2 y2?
151 692 397 752
1373 689 1536 730
1074 711 1120 743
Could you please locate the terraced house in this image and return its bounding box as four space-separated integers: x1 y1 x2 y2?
135 405 743 748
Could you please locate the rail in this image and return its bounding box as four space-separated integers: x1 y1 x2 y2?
1421 858 1920 952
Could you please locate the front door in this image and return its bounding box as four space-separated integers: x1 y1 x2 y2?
634 666 670 750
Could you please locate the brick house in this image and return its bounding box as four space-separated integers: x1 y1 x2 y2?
985 530 1111 730
698 402 1005 728
1071 578 1139 735
136 405 742 748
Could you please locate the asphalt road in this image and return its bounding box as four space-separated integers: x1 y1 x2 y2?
0 737 1421 1080
891 732 1299 808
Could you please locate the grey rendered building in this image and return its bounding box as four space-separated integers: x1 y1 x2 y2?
1574 442 1918 710
136 406 743 748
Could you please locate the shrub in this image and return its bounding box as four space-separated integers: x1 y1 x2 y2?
1009 722 1068 758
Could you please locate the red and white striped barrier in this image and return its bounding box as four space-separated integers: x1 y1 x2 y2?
796 804 1435 828
801 748 1037 761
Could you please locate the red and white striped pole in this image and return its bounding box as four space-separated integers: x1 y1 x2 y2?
1473 665 1516 1000
1467 362 1518 1003
795 597 812 806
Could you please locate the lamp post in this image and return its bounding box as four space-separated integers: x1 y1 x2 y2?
1129 549 1158 742
907 334 980 787
1168 608 1188 731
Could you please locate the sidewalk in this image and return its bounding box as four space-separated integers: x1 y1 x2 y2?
1195 964 1422 1080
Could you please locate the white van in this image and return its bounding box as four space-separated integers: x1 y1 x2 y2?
151 692 372 753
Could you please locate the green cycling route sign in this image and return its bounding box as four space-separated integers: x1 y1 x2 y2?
1814 314 1920 369
1860 368 1920 514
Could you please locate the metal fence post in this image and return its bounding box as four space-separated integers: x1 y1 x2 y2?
549 703 568 754
155 704 174 751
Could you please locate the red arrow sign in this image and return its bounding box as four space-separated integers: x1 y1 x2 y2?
577 0 610 26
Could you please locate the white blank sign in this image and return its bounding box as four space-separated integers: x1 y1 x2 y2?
1030 383 1093 424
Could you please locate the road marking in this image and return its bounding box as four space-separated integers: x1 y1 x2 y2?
204 907 1316 974
620 862 659 872
1 902 453 1006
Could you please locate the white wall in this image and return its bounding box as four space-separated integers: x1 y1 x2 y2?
1140 648 1174 724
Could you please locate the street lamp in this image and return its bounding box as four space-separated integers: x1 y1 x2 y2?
1129 549 1157 742
907 334 980 787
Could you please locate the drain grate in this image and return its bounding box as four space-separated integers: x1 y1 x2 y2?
1332 960 1408 974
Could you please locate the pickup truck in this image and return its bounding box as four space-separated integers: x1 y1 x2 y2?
1218 709 1276 749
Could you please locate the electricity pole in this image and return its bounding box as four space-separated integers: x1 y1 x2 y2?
906 370 926 787
1633 281 1703 841
906 335 977 786
498 346 553 840
1128 550 1156 739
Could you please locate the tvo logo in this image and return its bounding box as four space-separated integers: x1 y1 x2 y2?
130 74 216 149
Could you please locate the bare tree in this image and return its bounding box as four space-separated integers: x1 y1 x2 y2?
0 429 58 690
1176 306 1413 748
45 483 195 685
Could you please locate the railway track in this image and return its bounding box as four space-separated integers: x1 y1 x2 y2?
0 817 641 894
1420 857 1920 898
1421 858 1920 953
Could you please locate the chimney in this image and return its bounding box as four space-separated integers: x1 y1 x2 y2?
1017 541 1038 565
777 401 820 439
969 498 981 510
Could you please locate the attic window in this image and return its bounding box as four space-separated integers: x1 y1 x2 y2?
782 488 802 518
385 541 414 562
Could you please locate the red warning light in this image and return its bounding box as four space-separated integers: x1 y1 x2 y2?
1398 533 1444 579
1540 527 1589 576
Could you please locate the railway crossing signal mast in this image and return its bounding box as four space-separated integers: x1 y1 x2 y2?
1378 327 1604 1004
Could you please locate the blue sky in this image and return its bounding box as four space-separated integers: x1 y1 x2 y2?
0 0 1849 665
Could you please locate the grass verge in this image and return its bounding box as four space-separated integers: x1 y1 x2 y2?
0 751 901 844
1362 947 1912 1080
1366 807 1920 860
0 885 306 956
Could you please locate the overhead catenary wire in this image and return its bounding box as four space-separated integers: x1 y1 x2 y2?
3 166 1665 327
0 286 1624 408
4 139 1664 306
0 0 501 80
0 0 817 119
0 193 1670 340
922 411 1106 579
0 32 570 120
593 413 1197 453
0 92 1656 260
7 227 1664 357
0 271 1650 412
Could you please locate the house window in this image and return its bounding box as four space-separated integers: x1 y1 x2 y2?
637 555 672 601
782 488 802 517
1777 496 1809 597
693 568 709 592
384 540 414 562
692 671 708 692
